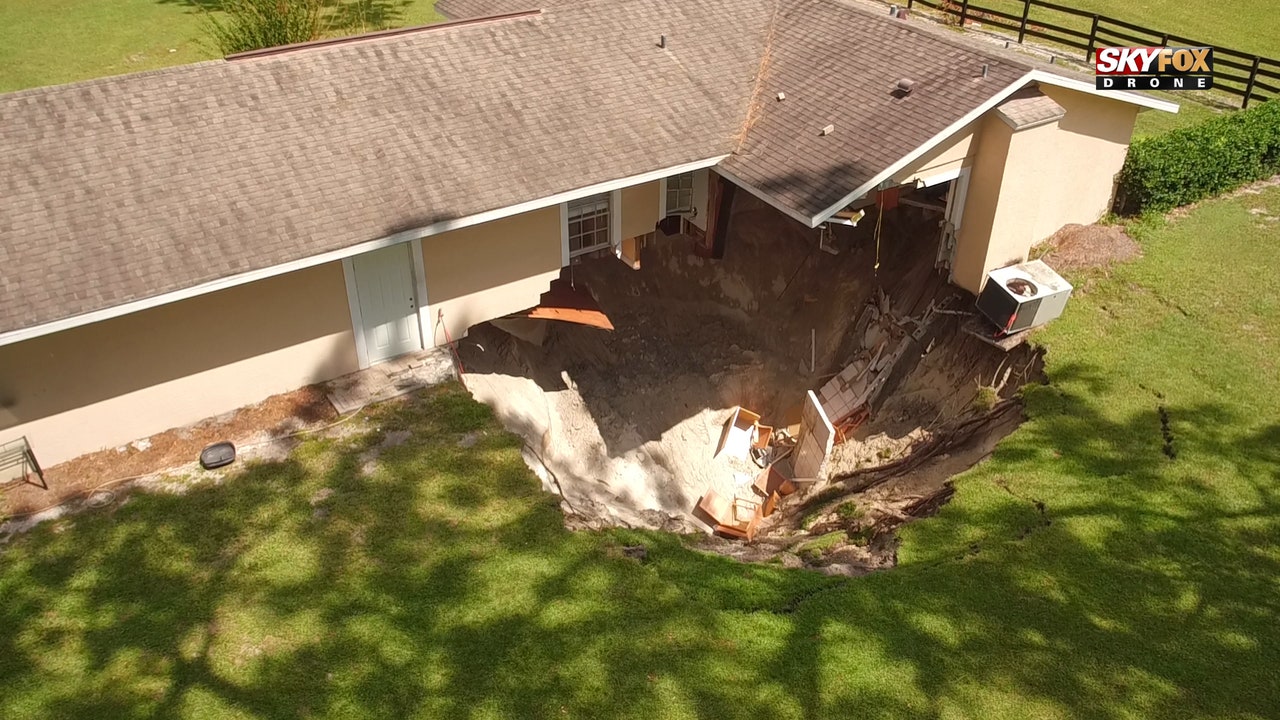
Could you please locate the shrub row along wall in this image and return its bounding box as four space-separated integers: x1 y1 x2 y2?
1117 100 1280 215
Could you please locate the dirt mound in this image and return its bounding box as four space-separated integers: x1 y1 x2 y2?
1038 223 1140 271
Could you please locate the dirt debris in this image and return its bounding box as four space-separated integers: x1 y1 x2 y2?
2 385 336 517
463 189 1046 573
1037 223 1141 271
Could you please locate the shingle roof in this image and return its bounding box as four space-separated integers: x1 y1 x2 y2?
0 0 772 336
1 0 1083 338
995 87 1067 129
719 0 1031 220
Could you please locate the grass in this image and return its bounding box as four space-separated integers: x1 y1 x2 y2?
963 0 1280 58
2 182 1279 718
0 0 441 93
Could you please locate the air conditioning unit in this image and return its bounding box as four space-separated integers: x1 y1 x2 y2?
976 259 1073 334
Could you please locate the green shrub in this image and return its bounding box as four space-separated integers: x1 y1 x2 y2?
205 0 323 55
1117 100 1280 215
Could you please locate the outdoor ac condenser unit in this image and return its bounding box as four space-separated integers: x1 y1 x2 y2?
976 259 1073 334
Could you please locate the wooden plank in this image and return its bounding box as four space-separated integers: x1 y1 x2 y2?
1029 0 1095 19
1024 17 1093 41
1093 25 1160 47
793 390 835 480
965 3 1024 24
1021 27 1089 51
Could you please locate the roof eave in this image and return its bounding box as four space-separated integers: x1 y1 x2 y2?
0 155 728 347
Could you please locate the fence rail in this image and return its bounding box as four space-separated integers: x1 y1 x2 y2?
905 0 1280 108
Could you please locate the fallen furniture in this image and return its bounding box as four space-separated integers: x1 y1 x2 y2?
696 489 762 541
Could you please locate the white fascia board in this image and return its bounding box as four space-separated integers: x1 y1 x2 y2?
0 156 725 348
1030 70 1180 113
714 166 817 227
809 71 1036 227
807 71 1177 227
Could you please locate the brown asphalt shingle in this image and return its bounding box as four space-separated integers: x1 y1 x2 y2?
720 0 1032 221
0 0 772 335
1 0 1079 337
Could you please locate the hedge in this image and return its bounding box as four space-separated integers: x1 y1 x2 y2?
1116 99 1280 215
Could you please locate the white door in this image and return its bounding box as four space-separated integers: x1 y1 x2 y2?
351 244 421 364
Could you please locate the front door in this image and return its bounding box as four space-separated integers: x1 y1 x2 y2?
351 243 421 364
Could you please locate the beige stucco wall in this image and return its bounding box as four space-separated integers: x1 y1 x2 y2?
894 124 977 186
951 114 1011 293
951 86 1141 293
0 262 359 466
1034 85 1140 238
421 206 563 345
621 180 660 239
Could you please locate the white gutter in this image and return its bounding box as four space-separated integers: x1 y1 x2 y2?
0 156 726 348
806 71 1179 226
1030 70 1181 113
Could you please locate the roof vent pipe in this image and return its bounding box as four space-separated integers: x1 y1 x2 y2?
981 63 989 78
889 4 899 16
659 34 666 49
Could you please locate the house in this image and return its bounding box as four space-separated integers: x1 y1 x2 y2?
0 0 1175 468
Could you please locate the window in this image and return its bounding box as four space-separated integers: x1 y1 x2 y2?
567 193 612 257
666 172 694 215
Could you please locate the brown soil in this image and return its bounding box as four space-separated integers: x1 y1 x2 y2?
1037 223 1141 271
462 185 1045 570
2 385 335 517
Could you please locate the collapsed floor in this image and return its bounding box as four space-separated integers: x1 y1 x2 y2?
460 191 1045 572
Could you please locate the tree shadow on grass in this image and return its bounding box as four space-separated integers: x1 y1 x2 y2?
0 381 1277 718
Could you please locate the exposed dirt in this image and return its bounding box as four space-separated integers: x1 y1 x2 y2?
1 385 335 517
462 188 1045 571
1037 223 1141 271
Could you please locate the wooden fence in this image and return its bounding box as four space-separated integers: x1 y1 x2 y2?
905 0 1280 108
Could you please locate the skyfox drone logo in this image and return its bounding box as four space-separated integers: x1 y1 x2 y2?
1095 47 1214 90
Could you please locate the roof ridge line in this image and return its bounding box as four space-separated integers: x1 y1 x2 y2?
225 9 543 62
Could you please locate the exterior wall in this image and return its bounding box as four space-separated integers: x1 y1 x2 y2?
952 114 1012 293
688 168 711 231
893 123 977 186
420 206 563 345
951 86 1141 293
621 180 660 239
1035 85 1140 238
0 262 358 466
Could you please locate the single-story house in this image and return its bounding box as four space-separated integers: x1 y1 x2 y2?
0 0 1175 467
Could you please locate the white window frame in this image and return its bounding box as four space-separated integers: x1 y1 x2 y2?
564 192 615 259
665 171 695 215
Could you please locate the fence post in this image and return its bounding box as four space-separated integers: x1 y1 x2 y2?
960 0 970 27
1159 32 1169 46
1086 14 1100 62
907 0 914 8
1243 56 1262 109
1017 0 1031 44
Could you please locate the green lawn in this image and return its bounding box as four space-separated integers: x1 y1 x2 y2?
968 0 1280 58
2 184 1279 717
0 0 441 93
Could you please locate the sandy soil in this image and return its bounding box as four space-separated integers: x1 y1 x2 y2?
459 188 1032 533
